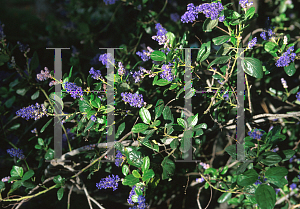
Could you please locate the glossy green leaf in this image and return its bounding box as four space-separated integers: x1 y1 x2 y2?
45 148 55 161
132 170 141 178
260 152 282 166
166 32 175 47
177 118 187 129
11 166 24 178
212 35 231 46
225 144 245 159
155 99 164 120
139 107 151 124
264 42 278 53
122 174 139 186
38 138 44 146
245 7 255 19
242 57 263 78
265 167 288 188
142 169 155 181
22 170 34 181
57 187 64 201
180 130 193 153
142 156 150 173
196 45 206 62
208 56 231 69
53 175 63 184
150 50 166 61
16 88 28 96
122 164 129 176
116 122 125 139
218 192 232 203
4 96 15 108
284 62 296 76
187 113 198 128
203 18 218 32
78 100 91 113
162 106 174 124
84 120 94 133
161 157 175 180
132 123 149 133
31 90 40 100
255 184 276 209
279 149 296 162
153 78 172 86
237 169 258 186
200 41 211 62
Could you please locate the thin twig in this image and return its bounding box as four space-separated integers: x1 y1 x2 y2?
67 185 74 209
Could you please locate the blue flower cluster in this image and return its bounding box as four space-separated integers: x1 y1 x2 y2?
7 148 25 160
99 53 115 68
196 177 205 183
160 63 174 82
64 82 83 99
17 41 29 53
248 128 264 140
170 13 180 22
128 186 149 209
121 92 145 108
260 17 275 41
1 176 11 183
151 23 169 47
83 144 96 150
90 114 97 122
296 92 300 102
136 47 154 62
247 37 257 49
131 67 145 83
115 150 125 167
239 0 253 8
103 0 118 5
290 183 297 190
181 3 199 23
16 103 47 120
275 46 296 67
198 2 224 21
89 67 102 80
96 174 120 191
199 162 210 169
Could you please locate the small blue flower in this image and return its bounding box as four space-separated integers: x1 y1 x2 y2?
170 13 180 22
152 23 169 47
239 0 253 8
7 148 25 160
64 82 83 99
248 128 264 140
121 92 145 108
89 67 102 80
198 2 224 20
103 0 118 5
247 37 257 49
16 103 47 120
99 53 115 68
115 150 125 167
219 15 225 22
275 46 296 67
260 31 267 40
296 92 300 102
275 188 280 194
160 63 174 82
118 62 126 76
17 41 29 53
290 183 297 190
90 115 97 122
96 174 120 191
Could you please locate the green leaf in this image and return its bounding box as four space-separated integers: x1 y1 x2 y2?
142 156 150 173
38 138 44 146
29 51 39 72
255 184 276 209
260 152 282 166
200 41 211 62
218 192 232 203
289 86 299 95
279 149 296 162
221 166 229 175
0 54 10 63
237 169 258 187
139 107 151 124
180 130 193 153
132 123 149 133
16 88 28 96
187 113 198 128
225 144 245 159
122 164 129 176
53 175 63 184
11 181 22 190
245 7 255 19
50 93 64 110
203 18 218 32
194 123 207 129
57 187 64 201
166 32 176 47
84 120 95 133
40 118 53 133
22 170 34 181
212 35 231 46
161 157 175 180
264 42 278 53
35 145 42 149
155 99 164 120
45 148 55 160
11 166 24 178
31 90 40 100
122 174 139 186
265 167 288 188
132 170 141 178
150 120 161 128
208 56 231 69
284 62 296 76
177 118 187 129
78 100 91 113
150 50 166 61
4 96 16 108
68 66 73 79
242 57 263 78
142 169 155 181
22 181 35 189
116 122 125 139
153 78 172 86
162 106 174 124
0 181 4 191
196 45 206 62
114 142 125 153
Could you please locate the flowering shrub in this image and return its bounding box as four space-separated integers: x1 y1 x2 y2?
1 0 300 209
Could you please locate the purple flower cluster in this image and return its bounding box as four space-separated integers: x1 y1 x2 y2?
121 92 145 108
64 82 83 99
248 128 264 140
260 17 275 41
49 79 62 87
83 144 96 150
118 62 126 76
275 46 296 67
196 177 205 183
160 63 174 82
7 148 25 160
1 176 12 183
89 67 102 80
96 174 120 191
31 128 38 136
115 150 125 167
131 67 145 83
99 53 115 68
16 103 47 120
90 115 97 122
247 37 257 49
136 47 154 62
128 186 149 209
198 2 224 21
103 0 118 5
290 183 297 190
170 13 180 22
151 23 169 48
37 67 52 81
296 92 300 102
239 0 253 8
199 162 210 169
181 3 199 23
17 41 29 53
